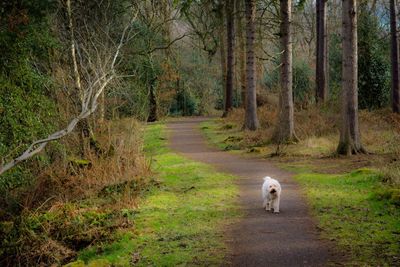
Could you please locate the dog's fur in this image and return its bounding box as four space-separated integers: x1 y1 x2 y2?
262 176 282 213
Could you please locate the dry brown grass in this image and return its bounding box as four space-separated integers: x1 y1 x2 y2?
219 105 400 182
377 113 400 185
381 163 400 185
0 118 152 266
294 104 339 138
19 118 150 209
70 118 150 198
223 103 337 149
224 104 399 152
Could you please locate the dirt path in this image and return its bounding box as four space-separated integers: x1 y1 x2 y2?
167 117 337 267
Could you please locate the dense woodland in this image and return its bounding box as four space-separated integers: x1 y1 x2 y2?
0 0 399 266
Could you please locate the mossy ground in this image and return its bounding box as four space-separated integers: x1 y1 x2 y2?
70 123 239 266
293 169 400 266
201 118 400 266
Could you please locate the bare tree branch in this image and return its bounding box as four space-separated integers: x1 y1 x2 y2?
146 33 187 54
0 5 137 176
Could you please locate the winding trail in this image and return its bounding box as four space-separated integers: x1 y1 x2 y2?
167 117 337 267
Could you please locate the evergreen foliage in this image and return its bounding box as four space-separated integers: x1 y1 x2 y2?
329 4 390 109
357 3 390 109
0 0 59 190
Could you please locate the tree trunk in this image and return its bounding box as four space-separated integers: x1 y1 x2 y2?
147 78 158 122
223 0 235 117
371 0 378 12
273 0 296 143
390 0 400 113
219 17 227 111
161 0 172 56
67 0 91 154
337 0 365 155
66 0 82 99
244 0 260 130
99 91 105 123
236 0 246 108
316 0 328 103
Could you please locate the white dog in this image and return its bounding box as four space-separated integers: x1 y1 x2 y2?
262 176 282 213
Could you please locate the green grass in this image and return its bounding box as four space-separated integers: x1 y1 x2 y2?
71 123 239 266
293 169 400 266
200 120 243 152
200 120 228 150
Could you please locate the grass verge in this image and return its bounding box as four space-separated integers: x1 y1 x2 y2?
293 169 400 266
70 123 239 266
200 120 237 151
200 118 400 266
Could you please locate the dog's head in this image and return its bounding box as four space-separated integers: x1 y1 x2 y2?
269 184 278 195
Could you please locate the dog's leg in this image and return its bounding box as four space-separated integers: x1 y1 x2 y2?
266 200 271 211
262 198 268 209
273 196 280 213
270 199 275 212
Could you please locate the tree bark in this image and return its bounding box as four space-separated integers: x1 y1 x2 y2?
316 0 329 103
219 15 227 111
99 91 105 123
273 0 296 143
161 0 172 57
66 0 91 153
223 0 235 117
390 0 400 113
337 0 365 155
244 0 260 130
66 0 82 99
236 0 246 108
147 78 158 122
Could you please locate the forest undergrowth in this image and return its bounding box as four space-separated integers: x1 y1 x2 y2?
0 119 152 266
201 106 400 266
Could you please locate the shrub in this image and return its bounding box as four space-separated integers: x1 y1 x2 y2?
328 33 342 100
263 60 313 107
169 88 198 116
357 3 390 110
0 11 60 197
293 60 314 108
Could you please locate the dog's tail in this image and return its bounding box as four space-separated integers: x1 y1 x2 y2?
263 176 271 181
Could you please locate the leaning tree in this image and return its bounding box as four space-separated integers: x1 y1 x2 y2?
0 0 135 175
